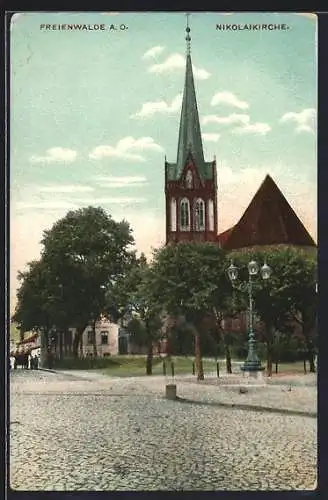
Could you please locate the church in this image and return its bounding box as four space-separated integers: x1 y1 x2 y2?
164 23 316 252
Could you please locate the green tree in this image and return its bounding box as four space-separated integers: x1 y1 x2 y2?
125 254 164 375
12 258 69 364
229 247 317 376
14 206 136 358
149 242 228 380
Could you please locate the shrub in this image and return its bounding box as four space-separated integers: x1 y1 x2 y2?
52 356 120 370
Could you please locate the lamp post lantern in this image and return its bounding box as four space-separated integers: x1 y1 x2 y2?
228 259 271 378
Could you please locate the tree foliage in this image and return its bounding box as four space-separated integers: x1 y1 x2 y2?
13 206 136 356
149 242 230 379
124 254 164 374
229 247 317 374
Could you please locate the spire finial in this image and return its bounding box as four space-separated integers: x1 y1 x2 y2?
185 12 191 55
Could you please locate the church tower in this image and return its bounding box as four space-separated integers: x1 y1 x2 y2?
165 18 218 245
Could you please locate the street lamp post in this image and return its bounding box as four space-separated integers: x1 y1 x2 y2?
227 259 272 378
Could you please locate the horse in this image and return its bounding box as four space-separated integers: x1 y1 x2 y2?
13 352 29 369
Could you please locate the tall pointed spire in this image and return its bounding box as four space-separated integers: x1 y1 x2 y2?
176 15 205 178
186 12 191 55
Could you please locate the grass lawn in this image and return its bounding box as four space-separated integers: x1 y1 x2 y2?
53 353 313 377
97 356 311 378
98 356 208 377
270 360 312 375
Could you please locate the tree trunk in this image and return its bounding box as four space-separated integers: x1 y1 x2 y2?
225 342 232 374
58 330 63 360
306 339 315 373
195 333 204 381
265 322 275 377
68 329 72 355
266 340 273 377
72 324 87 357
212 308 231 373
301 309 316 373
165 330 172 358
73 333 79 357
92 320 98 358
79 335 83 357
146 337 153 375
63 327 68 356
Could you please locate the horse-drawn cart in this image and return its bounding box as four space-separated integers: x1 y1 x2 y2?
11 350 30 369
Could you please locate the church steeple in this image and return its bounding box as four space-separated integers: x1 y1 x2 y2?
164 15 218 246
176 17 205 178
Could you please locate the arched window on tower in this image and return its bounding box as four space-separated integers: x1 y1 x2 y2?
185 170 193 189
208 199 214 231
170 198 177 231
194 198 205 231
180 198 190 231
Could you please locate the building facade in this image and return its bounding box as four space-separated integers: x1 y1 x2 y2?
69 319 119 357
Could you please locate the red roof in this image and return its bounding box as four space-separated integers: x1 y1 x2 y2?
217 227 234 246
220 175 316 251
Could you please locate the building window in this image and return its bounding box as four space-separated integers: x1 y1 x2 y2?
180 198 190 231
87 331 93 345
208 199 214 231
170 198 177 231
194 198 205 231
101 334 108 345
185 170 193 189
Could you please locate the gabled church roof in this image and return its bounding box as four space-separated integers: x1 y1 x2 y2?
218 175 316 250
166 23 213 182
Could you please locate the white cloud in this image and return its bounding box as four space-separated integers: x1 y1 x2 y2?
202 114 271 135
37 185 94 193
101 182 147 189
280 108 316 133
93 175 147 184
89 137 163 161
131 94 182 118
148 53 211 80
93 176 148 188
15 200 78 210
75 197 147 205
202 114 250 126
233 122 271 135
211 91 249 110
202 133 220 142
30 147 77 163
142 46 165 60
193 66 211 81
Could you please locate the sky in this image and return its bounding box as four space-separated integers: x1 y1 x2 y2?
10 11 317 314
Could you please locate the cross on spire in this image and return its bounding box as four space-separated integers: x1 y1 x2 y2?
185 12 191 55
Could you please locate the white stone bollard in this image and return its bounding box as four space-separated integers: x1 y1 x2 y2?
165 384 177 400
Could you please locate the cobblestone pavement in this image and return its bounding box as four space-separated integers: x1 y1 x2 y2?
10 370 317 491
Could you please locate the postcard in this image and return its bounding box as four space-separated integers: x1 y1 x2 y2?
9 11 317 492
